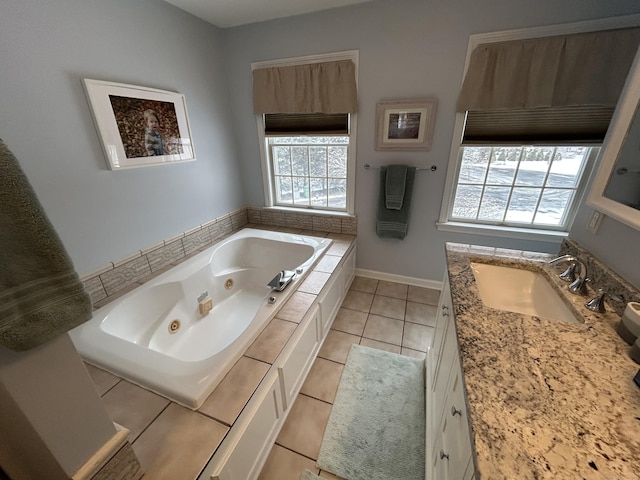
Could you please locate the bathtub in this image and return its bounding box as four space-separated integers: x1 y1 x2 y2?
70 228 332 408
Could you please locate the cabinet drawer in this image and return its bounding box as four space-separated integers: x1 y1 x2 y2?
277 305 320 410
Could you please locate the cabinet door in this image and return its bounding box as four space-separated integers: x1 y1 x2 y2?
430 275 452 388
318 270 343 336
444 354 473 480
277 305 320 410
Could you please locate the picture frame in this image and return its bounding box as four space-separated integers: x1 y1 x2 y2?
83 79 195 169
375 98 437 151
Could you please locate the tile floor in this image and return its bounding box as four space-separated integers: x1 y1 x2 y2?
84 275 440 480
257 276 440 480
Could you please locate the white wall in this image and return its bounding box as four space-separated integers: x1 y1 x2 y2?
0 0 245 275
223 0 640 285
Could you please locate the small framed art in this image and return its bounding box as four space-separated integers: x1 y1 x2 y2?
375 98 437 151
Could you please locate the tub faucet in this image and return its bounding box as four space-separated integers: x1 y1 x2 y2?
549 255 589 295
267 270 297 292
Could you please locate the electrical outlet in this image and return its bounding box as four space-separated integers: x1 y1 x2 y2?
588 210 603 233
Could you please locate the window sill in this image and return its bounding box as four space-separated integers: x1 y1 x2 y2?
436 221 568 243
265 206 355 218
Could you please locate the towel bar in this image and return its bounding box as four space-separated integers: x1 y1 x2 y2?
364 163 437 172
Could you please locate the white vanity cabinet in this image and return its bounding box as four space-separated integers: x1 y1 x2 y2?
427 273 475 480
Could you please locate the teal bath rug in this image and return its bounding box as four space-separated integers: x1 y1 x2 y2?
317 344 425 480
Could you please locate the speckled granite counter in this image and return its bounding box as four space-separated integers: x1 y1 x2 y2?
445 243 640 480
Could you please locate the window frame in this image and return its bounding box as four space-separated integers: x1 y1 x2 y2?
438 14 640 240
252 50 359 215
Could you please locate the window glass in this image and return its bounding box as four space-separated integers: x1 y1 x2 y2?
449 146 591 229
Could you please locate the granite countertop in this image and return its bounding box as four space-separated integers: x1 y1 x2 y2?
445 243 640 480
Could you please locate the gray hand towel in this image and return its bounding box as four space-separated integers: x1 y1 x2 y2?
0 139 92 351
385 164 408 210
376 166 416 239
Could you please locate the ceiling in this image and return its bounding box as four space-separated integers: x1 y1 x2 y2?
164 0 377 28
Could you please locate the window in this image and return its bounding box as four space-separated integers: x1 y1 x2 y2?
268 134 349 210
439 20 640 239
252 51 358 214
450 145 596 230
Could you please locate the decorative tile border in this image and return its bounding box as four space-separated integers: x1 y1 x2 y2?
81 206 356 308
560 237 640 316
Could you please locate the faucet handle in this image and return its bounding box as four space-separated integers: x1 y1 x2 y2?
558 262 577 283
585 288 622 313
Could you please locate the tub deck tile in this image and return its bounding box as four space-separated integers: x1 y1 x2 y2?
198 357 270 426
275 292 317 323
244 318 298 364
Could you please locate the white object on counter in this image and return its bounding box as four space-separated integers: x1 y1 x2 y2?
622 302 640 337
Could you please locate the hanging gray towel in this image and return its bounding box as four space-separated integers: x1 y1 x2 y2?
376 166 416 239
0 139 92 351
385 165 408 210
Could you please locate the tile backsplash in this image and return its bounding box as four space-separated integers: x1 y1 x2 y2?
81 206 357 308
560 237 640 317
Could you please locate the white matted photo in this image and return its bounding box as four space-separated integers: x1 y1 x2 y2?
375 98 437 151
83 79 195 169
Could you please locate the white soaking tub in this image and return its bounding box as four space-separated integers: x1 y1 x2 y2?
70 228 331 408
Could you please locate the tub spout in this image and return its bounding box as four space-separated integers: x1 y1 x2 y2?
268 270 297 292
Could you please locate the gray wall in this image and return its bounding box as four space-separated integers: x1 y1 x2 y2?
224 0 640 286
0 0 244 275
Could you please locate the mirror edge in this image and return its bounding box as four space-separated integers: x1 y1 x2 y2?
587 45 640 231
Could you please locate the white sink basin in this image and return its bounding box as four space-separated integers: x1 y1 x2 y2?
470 262 579 323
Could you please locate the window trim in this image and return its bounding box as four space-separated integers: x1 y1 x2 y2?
438 14 640 238
252 50 359 215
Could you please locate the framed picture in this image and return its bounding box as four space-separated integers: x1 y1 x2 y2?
83 79 195 169
375 98 437 151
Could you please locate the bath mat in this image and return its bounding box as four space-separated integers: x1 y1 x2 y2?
317 344 425 480
300 470 323 480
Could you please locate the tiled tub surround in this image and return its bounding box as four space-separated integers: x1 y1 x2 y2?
81 206 356 308
445 243 640 480
83 228 356 480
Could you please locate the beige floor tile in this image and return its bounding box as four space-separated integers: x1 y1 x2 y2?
362 314 404 345
300 357 344 404
340 290 374 312
331 308 368 335
84 363 120 396
359 337 401 354
349 276 378 294
258 444 318 480
318 330 361 364
405 301 438 327
402 322 434 352
298 271 331 295
401 347 427 360
408 285 441 305
245 318 298 364
133 404 228 480
199 357 270 425
276 394 332 460
276 292 317 323
369 295 406 320
101 380 170 442
375 280 408 300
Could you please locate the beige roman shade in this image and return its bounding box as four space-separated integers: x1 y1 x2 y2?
457 27 640 144
253 60 358 114
457 28 640 111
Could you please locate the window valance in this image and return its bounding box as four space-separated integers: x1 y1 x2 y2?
456 27 640 112
253 60 358 114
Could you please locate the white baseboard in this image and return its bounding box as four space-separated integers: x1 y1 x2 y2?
355 268 442 290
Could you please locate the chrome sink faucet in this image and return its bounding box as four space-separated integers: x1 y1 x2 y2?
549 255 589 295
